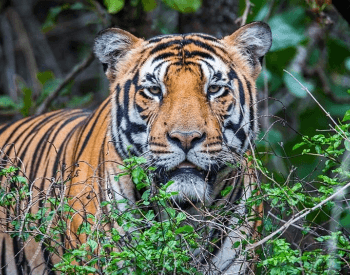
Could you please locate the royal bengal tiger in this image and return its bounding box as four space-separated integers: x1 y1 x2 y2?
0 22 272 274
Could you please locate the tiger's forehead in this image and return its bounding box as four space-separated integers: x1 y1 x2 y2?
138 34 231 84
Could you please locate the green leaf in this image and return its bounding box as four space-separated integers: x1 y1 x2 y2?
104 0 125 14
145 210 155 220
292 142 306 151
342 110 350 122
0 96 17 109
87 239 98 251
345 140 350 151
268 8 306 51
221 186 233 197
20 85 33 117
176 212 187 222
41 6 63 33
37 71 55 85
233 241 240 248
175 225 194 234
162 0 201 13
141 0 157 11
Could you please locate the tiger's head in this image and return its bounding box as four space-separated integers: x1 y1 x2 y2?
94 22 272 203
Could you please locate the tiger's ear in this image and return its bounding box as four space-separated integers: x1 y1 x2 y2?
94 28 142 77
222 22 272 78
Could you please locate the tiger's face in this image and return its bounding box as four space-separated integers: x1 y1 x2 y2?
94 23 272 203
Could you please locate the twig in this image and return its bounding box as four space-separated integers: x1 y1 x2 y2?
267 211 321 238
245 181 350 252
236 0 253 27
35 51 95 115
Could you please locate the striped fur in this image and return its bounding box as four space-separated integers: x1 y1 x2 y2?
0 22 271 274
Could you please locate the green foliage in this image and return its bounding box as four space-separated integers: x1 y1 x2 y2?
52 154 200 274
104 0 124 14
268 7 306 52
141 0 157 12
42 3 86 33
162 0 202 13
250 112 350 274
259 235 350 275
0 96 17 109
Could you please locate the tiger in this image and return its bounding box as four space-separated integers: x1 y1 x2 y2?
0 21 272 274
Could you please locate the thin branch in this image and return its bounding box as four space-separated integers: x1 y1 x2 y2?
35 51 95 115
267 211 321 238
236 0 253 27
245 181 350 252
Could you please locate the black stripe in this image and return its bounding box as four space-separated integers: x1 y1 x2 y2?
52 121 83 181
184 50 214 60
76 101 109 160
152 52 177 63
28 124 56 181
45 113 89 162
244 76 254 134
1 238 7 275
42 244 56 274
148 35 175 44
182 39 217 55
150 40 182 55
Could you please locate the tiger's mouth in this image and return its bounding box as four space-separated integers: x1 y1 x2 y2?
171 161 217 183
154 160 218 204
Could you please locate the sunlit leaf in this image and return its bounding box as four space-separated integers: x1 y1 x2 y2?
292 142 306 151
162 0 201 13
221 186 233 197
104 0 124 14
175 225 194 234
342 110 350 122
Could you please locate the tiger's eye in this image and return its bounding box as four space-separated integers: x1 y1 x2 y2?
208 85 221 94
149 86 161 95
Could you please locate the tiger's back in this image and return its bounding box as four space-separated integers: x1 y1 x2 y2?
0 22 271 274
0 109 89 274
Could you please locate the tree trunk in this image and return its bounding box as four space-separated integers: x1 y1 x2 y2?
179 0 240 37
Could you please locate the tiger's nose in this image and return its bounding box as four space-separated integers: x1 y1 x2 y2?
168 130 204 153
